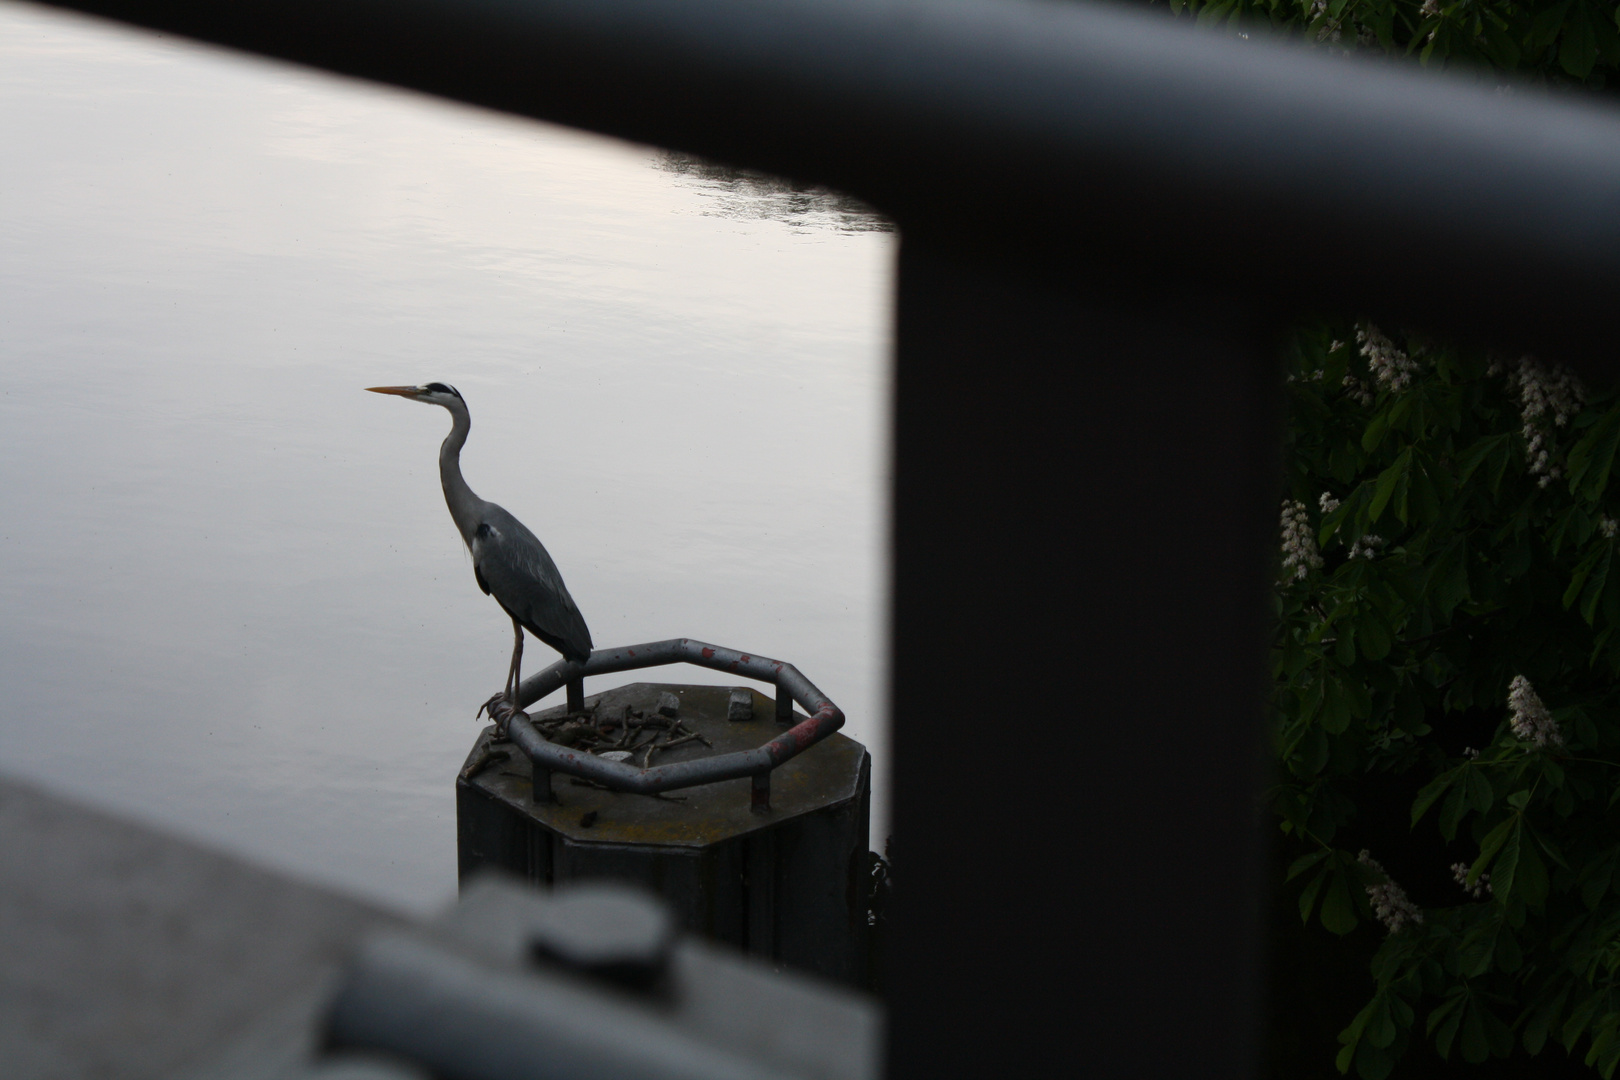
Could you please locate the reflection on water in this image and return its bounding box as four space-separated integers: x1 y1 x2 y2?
658 151 894 234
0 1 891 915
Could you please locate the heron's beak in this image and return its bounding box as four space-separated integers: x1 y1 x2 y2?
365 385 420 397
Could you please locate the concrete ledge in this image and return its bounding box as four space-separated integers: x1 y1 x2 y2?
0 774 401 1080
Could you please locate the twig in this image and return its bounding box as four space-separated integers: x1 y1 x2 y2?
460 747 512 780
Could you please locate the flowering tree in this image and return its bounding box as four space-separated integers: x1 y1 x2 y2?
1274 330 1620 1077
1139 1 1620 1075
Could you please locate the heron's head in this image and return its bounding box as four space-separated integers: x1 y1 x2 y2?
365 382 463 408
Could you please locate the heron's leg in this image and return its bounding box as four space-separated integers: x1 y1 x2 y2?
507 617 525 711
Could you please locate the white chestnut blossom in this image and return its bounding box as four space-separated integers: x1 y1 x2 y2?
1280 499 1322 582
1508 674 1564 748
1307 0 1344 41
1451 861 1492 899
1359 851 1424 933
1508 356 1586 487
1348 534 1385 561
1602 516 1618 540
1341 375 1375 407
1319 492 1341 514
1357 324 1420 393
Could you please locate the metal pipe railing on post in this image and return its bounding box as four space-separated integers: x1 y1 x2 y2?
488 639 843 808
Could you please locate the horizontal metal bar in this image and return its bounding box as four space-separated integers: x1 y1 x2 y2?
516 639 828 714
326 932 807 1080
30 0 1620 362
502 639 843 794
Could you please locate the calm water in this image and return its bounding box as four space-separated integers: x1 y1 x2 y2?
0 2 893 914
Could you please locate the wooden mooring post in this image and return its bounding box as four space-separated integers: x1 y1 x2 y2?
456 682 873 988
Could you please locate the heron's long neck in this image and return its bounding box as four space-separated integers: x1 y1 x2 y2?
438 402 482 545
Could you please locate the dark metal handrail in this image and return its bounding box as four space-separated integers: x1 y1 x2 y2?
30 0 1620 360
500 639 844 812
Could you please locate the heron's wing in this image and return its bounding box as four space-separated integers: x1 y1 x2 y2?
470 504 593 663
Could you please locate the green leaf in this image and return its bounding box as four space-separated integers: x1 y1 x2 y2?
1481 17 1522 66
1527 0 1574 52
1583 547 1613 625
1412 768 1460 826
1370 448 1413 524
1431 991 1467 1059
1496 924 1522 972
1300 865 1330 924
1429 538 1471 616
1472 817 1517 886
1363 410 1392 454
1298 723 1329 776
1336 627 1357 666
1466 768 1494 815
1460 1000 1491 1063
1355 1038 1396 1080
1321 678 1353 734
1458 917 1498 978
1408 459 1441 524
1439 779 1470 842
1339 996 1377 1075
1566 991 1601 1052
1517 835 1549 906
1360 615 1392 662
1541 755 1568 793
1457 432 1510 485
1565 543 1607 610
1321 871 1360 935
1366 993 1397 1049
1288 850 1331 881
1569 404 1620 500
1580 847 1617 910
1486 1002 1515 1058
1562 2 1599 77
1524 983 1571 1056
1343 676 1372 718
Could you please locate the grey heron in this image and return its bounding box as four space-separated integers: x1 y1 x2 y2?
367 382 592 721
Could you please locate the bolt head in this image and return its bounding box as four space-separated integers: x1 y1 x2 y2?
527 883 675 992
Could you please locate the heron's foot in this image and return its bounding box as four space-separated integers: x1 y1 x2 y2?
477 693 526 739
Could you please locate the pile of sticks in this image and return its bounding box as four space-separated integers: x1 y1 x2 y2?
534 705 712 770
464 699 715 787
